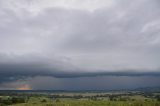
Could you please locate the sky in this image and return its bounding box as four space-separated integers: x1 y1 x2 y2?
0 0 160 90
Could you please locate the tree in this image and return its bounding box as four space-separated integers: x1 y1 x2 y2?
41 99 47 103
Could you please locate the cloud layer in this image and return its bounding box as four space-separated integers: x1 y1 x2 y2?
0 0 160 89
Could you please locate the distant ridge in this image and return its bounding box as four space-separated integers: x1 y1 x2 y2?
134 86 160 92
0 86 160 93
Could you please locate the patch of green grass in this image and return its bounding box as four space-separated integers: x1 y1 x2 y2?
9 97 160 106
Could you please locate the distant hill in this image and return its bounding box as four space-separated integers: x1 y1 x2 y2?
134 86 160 92
0 86 160 93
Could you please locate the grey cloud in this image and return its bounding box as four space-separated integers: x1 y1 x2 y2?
0 0 160 88
61 0 160 51
1 76 160 90
0 53 160 85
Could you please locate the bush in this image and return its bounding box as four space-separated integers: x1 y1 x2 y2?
1 99 12 105
41 99 47 102
11 97 26 103
55 99 60 102
156 95 160 101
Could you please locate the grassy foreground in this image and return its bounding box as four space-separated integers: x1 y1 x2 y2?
8 97 160 106
0 90 160 106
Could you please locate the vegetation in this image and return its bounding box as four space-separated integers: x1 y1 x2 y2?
0 90 160 106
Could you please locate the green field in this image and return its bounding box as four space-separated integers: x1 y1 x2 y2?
0 91 160 106
10 97 160 106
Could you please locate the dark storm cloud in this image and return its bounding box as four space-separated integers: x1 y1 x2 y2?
0 53 160 84
4 76 160 90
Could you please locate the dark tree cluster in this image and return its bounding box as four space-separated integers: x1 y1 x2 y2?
0 96 28 105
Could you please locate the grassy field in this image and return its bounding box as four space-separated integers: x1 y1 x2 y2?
0 91 160 106
10 97 160 106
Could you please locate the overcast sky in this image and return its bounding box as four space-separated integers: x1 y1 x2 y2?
0 0 160 90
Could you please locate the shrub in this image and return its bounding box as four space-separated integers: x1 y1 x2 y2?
41 99 47 102
55 99 60 102
11 97 26 103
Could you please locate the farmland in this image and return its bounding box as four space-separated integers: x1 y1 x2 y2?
0 90 160 106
